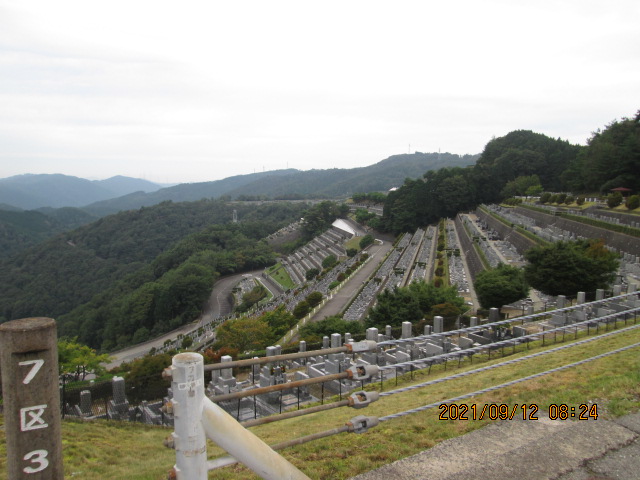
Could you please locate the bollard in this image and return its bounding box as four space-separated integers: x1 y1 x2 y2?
0 317 64 479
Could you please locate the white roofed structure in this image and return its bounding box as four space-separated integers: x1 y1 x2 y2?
332 218 356 237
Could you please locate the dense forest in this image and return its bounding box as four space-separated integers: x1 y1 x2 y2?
59 223 276 350
0 200 308 339
0 207 97 258
381 111 639 234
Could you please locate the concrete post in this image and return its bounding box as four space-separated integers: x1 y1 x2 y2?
0 317 64 479
169 352 207 480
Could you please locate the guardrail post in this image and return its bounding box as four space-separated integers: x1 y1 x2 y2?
0 317 64 479
169 352 207 480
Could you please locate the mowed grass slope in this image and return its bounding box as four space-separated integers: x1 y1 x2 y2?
1 323 640 479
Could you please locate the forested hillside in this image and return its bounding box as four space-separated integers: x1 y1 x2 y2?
58 223 277 351
83 169 299 216
226 152 477 199
562 112 640 193
0 207 97 258
83 153 476 216
381 111 639 234
0 200 308 332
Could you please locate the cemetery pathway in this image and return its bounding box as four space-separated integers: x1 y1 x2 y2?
350 411 640 480
307 233 396 322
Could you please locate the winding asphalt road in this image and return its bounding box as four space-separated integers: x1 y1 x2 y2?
104 269 264 369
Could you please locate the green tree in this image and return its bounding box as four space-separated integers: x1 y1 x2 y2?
293 300 311 319
260 305 297 338
114 352 173 404
524 240 619 296
500 175 542 199
626 194 640 210
236 284 267 313
359 234 375 249
322 254 337 269
305 267 320 280
214 317 274 352
305 291 323 308
181 336 193 350
58 337 112 381
565 112 640 193
474 264 529 309
607 192 623 208
367 281 464 328
299 316 365 343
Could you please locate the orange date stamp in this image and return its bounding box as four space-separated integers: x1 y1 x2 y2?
438 403 598 421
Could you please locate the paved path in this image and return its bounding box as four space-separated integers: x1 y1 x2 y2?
308 234 395 321
104 269 263 368
350 412 640 480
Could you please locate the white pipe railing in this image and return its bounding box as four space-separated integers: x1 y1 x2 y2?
168 352 310 480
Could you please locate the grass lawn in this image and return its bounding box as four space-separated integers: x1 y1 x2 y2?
266 262 295 290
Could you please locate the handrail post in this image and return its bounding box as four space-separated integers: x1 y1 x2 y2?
0 317 64 479
168 352 207 480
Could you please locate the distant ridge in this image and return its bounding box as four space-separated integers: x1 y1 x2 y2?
0 174 163 210
84 152 478 216
82 169 299 216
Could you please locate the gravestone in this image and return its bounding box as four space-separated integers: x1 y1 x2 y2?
433 316 444 334
401 322 412 339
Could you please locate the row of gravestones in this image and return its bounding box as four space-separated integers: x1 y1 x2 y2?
63 289 639 427
206 289 640 421
514 205 640 257
62 376 173 427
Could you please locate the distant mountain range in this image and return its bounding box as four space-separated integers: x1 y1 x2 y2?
0 174 164 210
84 152 478 215
0 152 478 216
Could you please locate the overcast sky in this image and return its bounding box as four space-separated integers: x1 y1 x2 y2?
1 1 638 184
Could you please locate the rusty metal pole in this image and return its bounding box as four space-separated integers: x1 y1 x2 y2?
0 317 64 479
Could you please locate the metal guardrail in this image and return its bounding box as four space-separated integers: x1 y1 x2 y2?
164 292 640 479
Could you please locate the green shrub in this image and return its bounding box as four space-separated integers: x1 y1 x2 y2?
625 195 640 210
